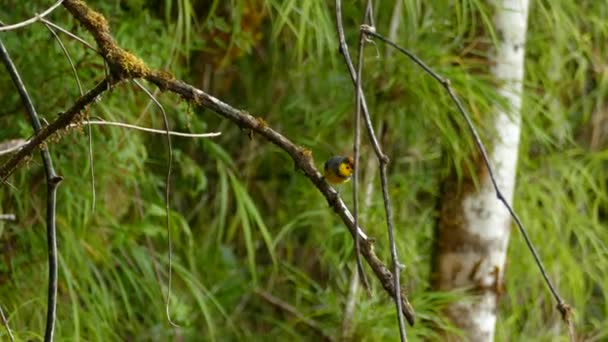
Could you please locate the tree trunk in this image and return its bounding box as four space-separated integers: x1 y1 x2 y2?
432 1 529 340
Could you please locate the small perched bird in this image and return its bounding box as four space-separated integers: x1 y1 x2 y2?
323 156 354 185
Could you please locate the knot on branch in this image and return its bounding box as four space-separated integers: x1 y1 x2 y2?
380 154 390 164
255 116 268 129
325 188 342 209
360 24 376 34
557 301 573 323
296 146 313 161
50 175 64 185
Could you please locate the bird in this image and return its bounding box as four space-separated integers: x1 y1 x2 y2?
323 155 354 185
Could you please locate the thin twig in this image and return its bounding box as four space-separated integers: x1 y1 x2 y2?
254 289 335 342
0 121 220 156
0 214 16 221
0 37 63 342
334 3 384 160
39 18 99 53
69 120 222 138
42 23 84 95
335 0 414 332
0 0 64 32
132 79 178 328
341 148 380 338
0 139 27 157
0 304 15 342
361 27 572 325
352 2 373 299
378 150 407 337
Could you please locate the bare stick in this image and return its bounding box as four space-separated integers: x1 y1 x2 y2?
361 27 572 325
0 38 63 342
0 0 64 32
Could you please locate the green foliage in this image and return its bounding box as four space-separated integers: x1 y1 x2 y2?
0 0 606 341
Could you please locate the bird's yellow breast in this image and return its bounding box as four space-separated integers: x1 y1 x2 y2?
324 170 349 184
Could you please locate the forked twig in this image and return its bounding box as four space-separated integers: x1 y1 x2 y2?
0 77 111 183
41 18 98 214
335 0 414 335
360 27 572 326
356 23 407 341
0 38 63 342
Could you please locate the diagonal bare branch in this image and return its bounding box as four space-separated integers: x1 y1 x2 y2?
360 26 573 328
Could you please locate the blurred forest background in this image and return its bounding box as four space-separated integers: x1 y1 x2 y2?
0 0 607 341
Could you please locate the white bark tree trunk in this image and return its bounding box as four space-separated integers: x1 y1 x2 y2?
433 1 529 340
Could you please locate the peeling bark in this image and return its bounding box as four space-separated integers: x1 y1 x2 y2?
432 1 529 340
